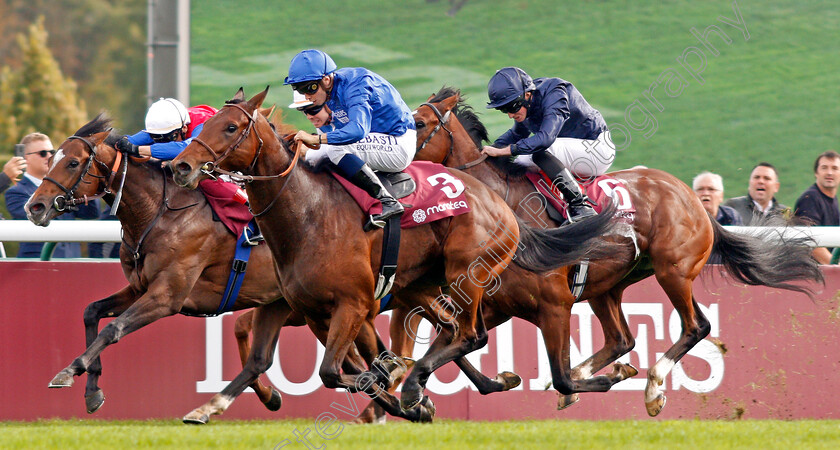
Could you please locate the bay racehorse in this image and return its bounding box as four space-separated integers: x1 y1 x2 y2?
25 115 388 420
410 87 823 416
171 87 617 420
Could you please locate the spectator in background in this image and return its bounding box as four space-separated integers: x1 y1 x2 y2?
693 171 743 226
725 162 789 225
694 171 742 264
794 150 840 264
4 132 100 258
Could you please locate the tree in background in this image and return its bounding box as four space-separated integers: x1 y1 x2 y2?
0 18 87 150
1 1 146 137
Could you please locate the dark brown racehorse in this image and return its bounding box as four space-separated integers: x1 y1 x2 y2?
411 87 823 416
25 115 387 421
171 87 616 420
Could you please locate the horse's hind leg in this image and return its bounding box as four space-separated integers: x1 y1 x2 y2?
233 310 282 412
50 284 183 392
183 300 292 424
539 302 636 399
558 287 638 410
645 273 709 416
80 286 139 413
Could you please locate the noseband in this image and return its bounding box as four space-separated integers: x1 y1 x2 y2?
43 135 126 212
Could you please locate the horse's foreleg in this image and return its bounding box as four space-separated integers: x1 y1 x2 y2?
80 285 139 413
356 305 420 424
645 273 709 416
233 309 282 412
49 287 183 390
453 307 522 395
184 300 293 424
558 287 638 410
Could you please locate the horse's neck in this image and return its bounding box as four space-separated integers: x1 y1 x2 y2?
110 161 173 239
448 129 529 204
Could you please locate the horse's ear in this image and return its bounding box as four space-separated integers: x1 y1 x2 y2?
247 86 270 112
90 130 111 145
426 93 435 101
233 87 246 102
440 94 459 112
259 104 277 120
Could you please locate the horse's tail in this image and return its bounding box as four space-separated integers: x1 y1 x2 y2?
513 202 617 273
710 218 824 297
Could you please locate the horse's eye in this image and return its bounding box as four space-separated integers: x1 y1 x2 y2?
68 160 80 168
226 124 237 133
415 121 425 129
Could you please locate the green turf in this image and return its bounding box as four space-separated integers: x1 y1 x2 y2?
2 419 839 449
189 0 839 208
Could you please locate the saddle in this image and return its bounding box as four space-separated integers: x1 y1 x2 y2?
377 171 416 200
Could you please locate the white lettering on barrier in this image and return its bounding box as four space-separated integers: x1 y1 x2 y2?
197 302 723 395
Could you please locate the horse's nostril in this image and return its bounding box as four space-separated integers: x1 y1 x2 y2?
29 203 45 215
176 162 192 174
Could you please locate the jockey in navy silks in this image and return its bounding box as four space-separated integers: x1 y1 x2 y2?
482 67 616 223
284 49 416 228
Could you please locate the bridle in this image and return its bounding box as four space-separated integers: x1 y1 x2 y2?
416 102 486 171
187 101 303 217
190 102 301 183
43 135 127 213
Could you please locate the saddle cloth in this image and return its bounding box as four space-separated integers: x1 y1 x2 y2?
199 179 253 236
332 161 471 229
525 172 636 223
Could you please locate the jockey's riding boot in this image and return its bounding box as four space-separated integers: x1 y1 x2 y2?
532 151 597 224
349 164 404 229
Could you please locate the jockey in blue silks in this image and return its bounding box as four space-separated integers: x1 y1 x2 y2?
481 67 616 223
284 49 416 229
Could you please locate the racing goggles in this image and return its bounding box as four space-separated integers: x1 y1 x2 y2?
496 96 527 114
293 81 320 96
300 103 325 116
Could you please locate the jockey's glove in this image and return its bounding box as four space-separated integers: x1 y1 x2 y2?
115 136 141 157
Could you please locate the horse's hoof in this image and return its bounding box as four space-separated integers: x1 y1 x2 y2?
264 388 282 412
495 371 522 391
418 396 436 423
182 413 210 425
611 362 639 380
48 371 74 388
557 393 580 410
645 393 667 417
400 387 423 411
85 390 105 414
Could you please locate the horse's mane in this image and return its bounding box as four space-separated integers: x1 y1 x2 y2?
74 113 120 147
430 86 530 179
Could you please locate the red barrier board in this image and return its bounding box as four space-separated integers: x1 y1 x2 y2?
1 261 839 421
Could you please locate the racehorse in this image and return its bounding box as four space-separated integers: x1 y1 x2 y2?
170 87 617 420
25 115 387 420
410 87 823 416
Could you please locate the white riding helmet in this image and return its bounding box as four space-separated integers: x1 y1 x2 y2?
143 98 190 134
288 91 313 109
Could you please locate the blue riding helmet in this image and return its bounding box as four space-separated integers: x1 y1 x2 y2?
486 67 536 109
284 49 338 85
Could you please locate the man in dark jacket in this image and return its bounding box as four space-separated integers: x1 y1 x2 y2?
794 151 840 264
724 162 789 225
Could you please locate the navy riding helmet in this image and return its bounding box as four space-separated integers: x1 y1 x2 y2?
486 67 536 109
284 49 338 85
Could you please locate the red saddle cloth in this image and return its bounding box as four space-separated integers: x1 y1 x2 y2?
525 172 636 223
198 179 253 237
332 161 471 229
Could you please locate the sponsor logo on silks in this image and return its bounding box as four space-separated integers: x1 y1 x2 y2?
333 109 350 124
412 209 427 223
426 200 468 216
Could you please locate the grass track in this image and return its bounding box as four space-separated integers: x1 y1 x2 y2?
3 419 840 449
